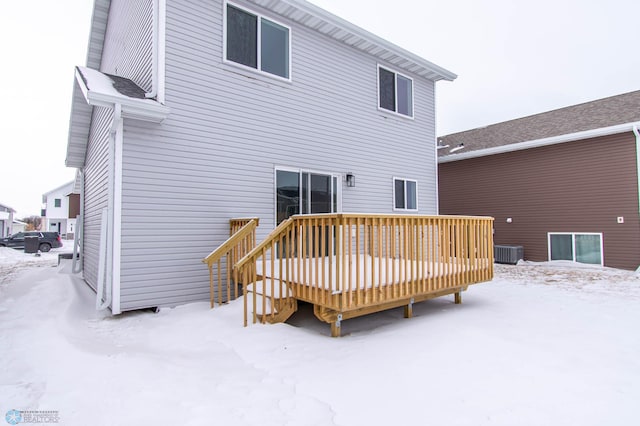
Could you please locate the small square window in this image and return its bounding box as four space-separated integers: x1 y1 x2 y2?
225 3 290 79
54 198 61 208
378 66 413 118
393 178 418 211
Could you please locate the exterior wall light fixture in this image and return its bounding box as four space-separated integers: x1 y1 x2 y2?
346 173 355 187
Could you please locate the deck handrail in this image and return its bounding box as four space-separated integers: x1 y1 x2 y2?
234 217 294 270
234 214 494 331
202 218 259 307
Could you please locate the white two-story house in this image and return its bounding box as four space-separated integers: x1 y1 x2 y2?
65 0 457 314
42 180 80 239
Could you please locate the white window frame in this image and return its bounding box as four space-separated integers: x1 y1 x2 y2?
223 1 292 82
274 166 343 225
392 177 418 211
377 64 415 119
547 232 604 266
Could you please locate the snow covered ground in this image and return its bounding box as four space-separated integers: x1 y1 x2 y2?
1 246 639 426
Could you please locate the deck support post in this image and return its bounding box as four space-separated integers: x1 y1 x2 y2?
331 314 343 337
404 297 415 318
454 291 462 304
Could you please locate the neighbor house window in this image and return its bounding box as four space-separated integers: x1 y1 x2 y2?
54 198 61 208
393 178 417 210
225 3 290 79
548 233 603 266
378 65 413 117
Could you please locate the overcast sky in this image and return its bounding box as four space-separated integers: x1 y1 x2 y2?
1 0 639 218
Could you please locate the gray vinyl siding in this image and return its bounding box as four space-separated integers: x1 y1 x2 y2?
82 107 113 291
100 0 153 91
116 0 439 310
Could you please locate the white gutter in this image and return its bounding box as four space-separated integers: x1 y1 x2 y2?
74 67 170 123
439 121 640 163
249 0 456 81
145 0 159 100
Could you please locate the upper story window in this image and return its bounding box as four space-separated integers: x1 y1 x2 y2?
393 178 418 211
54 198 61 208
225 3 291 80
378 66 413 118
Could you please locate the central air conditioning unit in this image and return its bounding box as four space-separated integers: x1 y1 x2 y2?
494 245 524 265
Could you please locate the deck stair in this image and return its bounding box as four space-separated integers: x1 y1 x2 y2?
205 215 494 336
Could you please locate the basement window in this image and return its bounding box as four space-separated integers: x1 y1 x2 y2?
548 233 603 266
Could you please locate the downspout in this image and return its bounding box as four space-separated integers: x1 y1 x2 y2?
72 169 84 274
97 104 123 312
111 103 124 314
144 0 159 100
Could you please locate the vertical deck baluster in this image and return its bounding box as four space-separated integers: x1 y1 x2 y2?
385 217 390 300
217 259 222 305
319 218 325 304
349 217 363 306
313 218 318 303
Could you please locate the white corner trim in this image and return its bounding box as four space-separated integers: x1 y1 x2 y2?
633 124 640 216
439 121 640 163
157 0 167 104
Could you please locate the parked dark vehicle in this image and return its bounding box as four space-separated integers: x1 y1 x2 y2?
0 231 63 252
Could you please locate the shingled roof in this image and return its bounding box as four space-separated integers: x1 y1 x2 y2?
438 90 640 159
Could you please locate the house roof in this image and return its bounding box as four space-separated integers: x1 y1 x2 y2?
438 90 640 162
42 181 76 203
66 0 455 169
66 67 170 168
247 0 456 82
0 203 16 213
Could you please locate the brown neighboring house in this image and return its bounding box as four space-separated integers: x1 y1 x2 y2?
438 90 640 270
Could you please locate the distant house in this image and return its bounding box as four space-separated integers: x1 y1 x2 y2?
42 181 81 239
0 203 16 238
438 90 640 270
65 0 459 314
12 219 26 234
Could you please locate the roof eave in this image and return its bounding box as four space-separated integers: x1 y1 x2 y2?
248 0 457 81
75 68 170 123
438 121 640 163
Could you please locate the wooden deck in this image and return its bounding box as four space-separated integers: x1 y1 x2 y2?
205 214 494 336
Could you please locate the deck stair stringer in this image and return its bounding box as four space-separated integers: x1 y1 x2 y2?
245 278 298 324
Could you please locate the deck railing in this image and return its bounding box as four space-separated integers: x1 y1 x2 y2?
202 218 259 307
235 214 494 331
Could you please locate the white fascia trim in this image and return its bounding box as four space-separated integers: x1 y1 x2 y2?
252 0 456 81
439 121 640 163
74 68 170 122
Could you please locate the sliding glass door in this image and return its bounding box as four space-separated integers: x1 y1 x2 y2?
276 169 340 224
